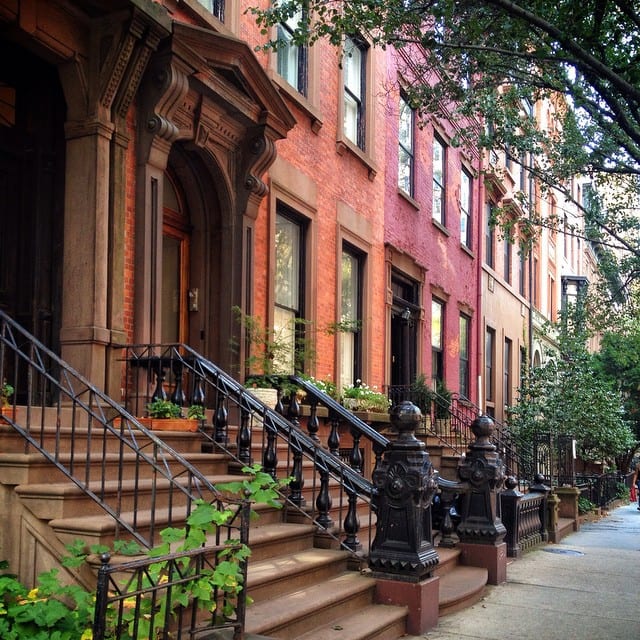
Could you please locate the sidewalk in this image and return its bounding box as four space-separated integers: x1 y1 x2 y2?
412 501 640 640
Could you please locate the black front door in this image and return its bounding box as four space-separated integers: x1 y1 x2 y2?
0 42 65 356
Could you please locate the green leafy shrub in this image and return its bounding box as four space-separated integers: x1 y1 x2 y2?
145 399 182 418
342 381 390 413
0 464 287 639
578 496 596 514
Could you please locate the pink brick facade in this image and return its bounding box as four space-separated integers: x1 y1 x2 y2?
0 0 480 404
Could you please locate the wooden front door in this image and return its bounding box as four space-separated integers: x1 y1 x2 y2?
162 173 190 345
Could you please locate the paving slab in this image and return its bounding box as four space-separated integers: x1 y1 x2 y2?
406 502 640 640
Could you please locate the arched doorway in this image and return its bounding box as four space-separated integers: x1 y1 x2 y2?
0 41 65 355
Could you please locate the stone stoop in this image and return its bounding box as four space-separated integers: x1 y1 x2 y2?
0 409 491 640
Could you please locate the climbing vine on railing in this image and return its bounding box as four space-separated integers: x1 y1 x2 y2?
0 465 287 640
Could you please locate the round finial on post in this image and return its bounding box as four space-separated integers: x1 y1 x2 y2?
470 414 495 449
390 401 422 440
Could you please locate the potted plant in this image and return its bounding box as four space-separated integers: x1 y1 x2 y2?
0 380 15 422
341 381 390 414
140 399 201 432
434 379 453 435
233 307 310 408
409 373 434 433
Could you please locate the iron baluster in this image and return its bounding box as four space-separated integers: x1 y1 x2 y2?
328 411 340 456
288 441 306 507
342 487 361 551
263 422 278 480
349 425 363 473
170 358 186 407
315 467 333 530
214 393 228 445
151 359 167 401
307 397 320 442
438 490 459 548
191 376 206 406
238 407 252 464
286 390 300 428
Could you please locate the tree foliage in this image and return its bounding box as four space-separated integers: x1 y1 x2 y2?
250 0 640 301
507 310 636 470
593 316 640 443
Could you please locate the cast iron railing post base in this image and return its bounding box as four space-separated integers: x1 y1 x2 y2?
456 414 507 584
369 401 439 583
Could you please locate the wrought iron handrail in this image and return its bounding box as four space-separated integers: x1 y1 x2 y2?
387 384 535 489
121 345 383 554
0 311 250 636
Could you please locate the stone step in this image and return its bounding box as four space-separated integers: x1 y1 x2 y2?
437 565 488 616
0 421 204 455
15 473 239 519
246 547 351 604
244 571 388 639
295 603 408 640
0 450 229 485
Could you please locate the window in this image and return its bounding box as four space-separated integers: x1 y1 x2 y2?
343 36 367 149
340 246 364 388
275 207 306 373
533 256 540 309
503 337 512 408
519 250 526 297
398 95 415 195
485 203 495 269
197 0 224 20
460 169 472 247
432 137 445 224
459 314 470 399
503 236 512 284
485 327 495 404
432 298 444 387
277 9 307 95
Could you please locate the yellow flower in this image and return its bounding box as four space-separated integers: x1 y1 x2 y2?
80 629 93 640
27 588 39 600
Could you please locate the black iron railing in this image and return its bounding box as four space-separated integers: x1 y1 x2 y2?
121 346 389 555
387 385 535 489
0 311 250 638
577 472 628 508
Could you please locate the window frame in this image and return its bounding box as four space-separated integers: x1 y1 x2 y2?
340 243 365 388
503 234 512 284
459 313 470 399
485 327 496 405
431 297 445 387
398 93 415 196
343 35 367 150
503 337 512 408
196 0 225 22
432 136 446 225
276 9 308 96
485 203 495 269
460 168 472 248
274 205 308 374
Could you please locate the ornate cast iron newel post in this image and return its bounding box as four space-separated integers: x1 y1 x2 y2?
370 401 440 635
456 414 507 584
